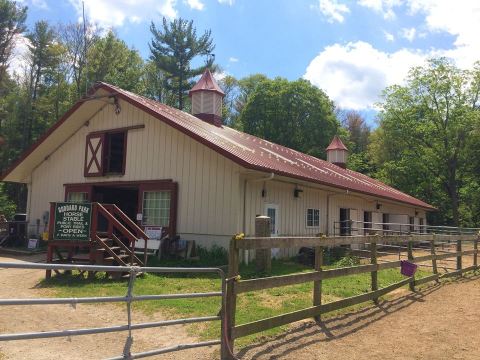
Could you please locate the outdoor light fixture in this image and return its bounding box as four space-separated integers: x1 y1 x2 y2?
415 210 419 216
261 188 266 197
113 96 121 115
294 187 303 198
376 202 382 210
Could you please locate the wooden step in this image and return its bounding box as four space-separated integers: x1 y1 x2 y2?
95 246 121 253
104 254 130 261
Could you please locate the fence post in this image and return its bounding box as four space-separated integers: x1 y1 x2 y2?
224 237 239 360
370 241 378 303
255 216 271 273
407 239 415 292
474 236 478 270
313 246 323 321
430 239 438 282
46 202 56 279
456 239 462 272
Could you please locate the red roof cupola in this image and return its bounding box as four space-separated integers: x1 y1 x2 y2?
189 69 224 126
326 135 348 168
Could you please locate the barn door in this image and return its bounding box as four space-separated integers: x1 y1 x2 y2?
84 133 105 177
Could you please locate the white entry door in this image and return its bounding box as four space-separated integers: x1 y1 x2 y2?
265 204 280 258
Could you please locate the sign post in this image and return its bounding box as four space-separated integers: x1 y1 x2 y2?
53 202 92 241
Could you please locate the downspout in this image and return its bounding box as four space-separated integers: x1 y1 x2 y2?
242 172 275 264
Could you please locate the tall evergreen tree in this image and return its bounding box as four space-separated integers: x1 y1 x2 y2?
149 17 214 110
0 0 27 87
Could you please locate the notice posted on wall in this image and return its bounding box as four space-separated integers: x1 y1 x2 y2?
53 202 92 241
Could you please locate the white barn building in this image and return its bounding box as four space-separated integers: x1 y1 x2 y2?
1 70 434 255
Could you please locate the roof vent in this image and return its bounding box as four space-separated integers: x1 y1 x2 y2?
326 135 348 169
188 69 224 126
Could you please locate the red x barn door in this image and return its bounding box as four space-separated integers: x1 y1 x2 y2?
84 133 105 177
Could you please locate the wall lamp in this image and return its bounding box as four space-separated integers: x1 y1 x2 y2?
294 187 303 198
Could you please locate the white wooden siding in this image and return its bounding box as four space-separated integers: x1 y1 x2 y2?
28 99 241 247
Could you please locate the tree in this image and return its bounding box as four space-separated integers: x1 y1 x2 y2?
218 74 238 126
373 58 480 226
0 0 27 87
149 17 214 110
239 77 340 158
337 110 373 173
87 31 144 93
58 21 99 97
24 20 63 148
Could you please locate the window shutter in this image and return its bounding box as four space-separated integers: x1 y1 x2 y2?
84 133 105 177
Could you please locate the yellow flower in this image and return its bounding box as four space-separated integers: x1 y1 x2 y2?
233 233 245 240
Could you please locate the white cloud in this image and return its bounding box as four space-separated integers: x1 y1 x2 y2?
7 34 31 78
213 70 228 82
218 0 235 5
384 31 395 42
304 1 480 110
17 0 48 9
68 0 178 28
312 0 350 23
358 0 402 20
229 57 239 63
185 0 204 10
304 41 426 110
401 27 416 42
406 0 480 68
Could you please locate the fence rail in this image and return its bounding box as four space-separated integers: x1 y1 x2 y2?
225 222 480 358
333 219 480 236
0 262 228 360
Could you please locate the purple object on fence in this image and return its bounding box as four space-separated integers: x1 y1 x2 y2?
400 260 418 277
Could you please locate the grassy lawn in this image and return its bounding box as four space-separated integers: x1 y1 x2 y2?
40 257 430 346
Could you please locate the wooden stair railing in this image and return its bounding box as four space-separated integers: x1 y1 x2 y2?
103 204 150 266
111 233 143 266
91 203 147 267
94 234 128 267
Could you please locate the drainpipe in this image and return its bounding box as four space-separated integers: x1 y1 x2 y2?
242 172 275 265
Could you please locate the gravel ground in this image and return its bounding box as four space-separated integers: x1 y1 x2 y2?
0 254 217 360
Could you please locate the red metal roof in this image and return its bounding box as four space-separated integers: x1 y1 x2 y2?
188 69 225 96
97 83 434 210
326 135 348 151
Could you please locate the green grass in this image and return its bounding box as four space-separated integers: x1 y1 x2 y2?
39 258 430 346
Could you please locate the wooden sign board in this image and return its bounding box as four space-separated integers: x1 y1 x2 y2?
53 202 92 241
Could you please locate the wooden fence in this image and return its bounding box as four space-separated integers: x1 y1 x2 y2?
223 221 479 359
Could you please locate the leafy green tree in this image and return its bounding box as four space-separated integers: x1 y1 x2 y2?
0 183 15 218
337 110 373 174
24 21 65 148
141 60 174 104
0 0 27 87
373 58 480 226
239 77 340 158
149 17 214 110
87 31 144 93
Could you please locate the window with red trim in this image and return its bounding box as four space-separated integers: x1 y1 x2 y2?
84 130 126 177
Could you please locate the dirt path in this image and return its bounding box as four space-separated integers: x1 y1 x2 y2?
0 254 217 360
239 273 480 359
1 253 479 360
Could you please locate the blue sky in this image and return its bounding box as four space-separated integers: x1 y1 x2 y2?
15 0 480 121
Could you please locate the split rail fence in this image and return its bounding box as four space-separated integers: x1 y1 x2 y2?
224 228 480 358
